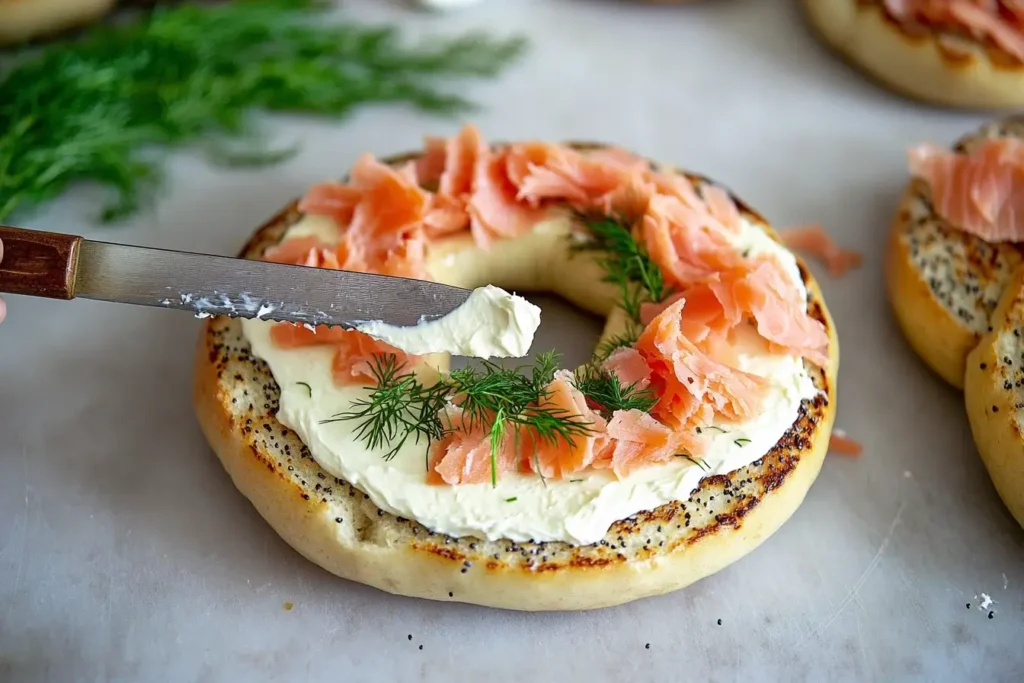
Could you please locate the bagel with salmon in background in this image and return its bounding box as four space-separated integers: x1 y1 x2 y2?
0 0 116 45
801 0 1024 109
192 125 841 611
885 114 1024 389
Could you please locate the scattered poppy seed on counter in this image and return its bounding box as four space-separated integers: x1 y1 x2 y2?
419 645 424 651
283 602 293 611
989 612 995 619
717 619 722 625
408 634 412 641
645 643 650 649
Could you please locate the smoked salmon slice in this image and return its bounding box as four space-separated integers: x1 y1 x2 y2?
778 224 863 277
428 405 521 485
468 149 547 249
733 257 830 368
602 347 653 390
908 137 1024 243
828 431 863 456
592 409 680 478
298 183 362 227
263 236 329 265
522 370 608 478
882 0 1024 62
271 323 417 386
635 298 769 437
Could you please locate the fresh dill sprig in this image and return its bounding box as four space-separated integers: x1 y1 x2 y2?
323 351 594 486
573 365 658 417
321 354 448 461
0 0 527 221
573 216 669 321
677 454 710 472
448 352 592 486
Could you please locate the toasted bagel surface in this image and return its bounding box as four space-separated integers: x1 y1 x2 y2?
965 264 1024 530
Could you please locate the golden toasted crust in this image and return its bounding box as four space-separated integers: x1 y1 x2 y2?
964 264 1024 530
801 0 1024 109
884 117 1024 388
0 0 115 45
192 148 840 611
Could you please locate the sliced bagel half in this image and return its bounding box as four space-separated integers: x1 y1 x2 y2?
801 0 1024 109
885 115 1024 389
964 264 1024 530
192 145 839 612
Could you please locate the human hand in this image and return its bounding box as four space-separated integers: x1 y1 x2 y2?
0 238 5 323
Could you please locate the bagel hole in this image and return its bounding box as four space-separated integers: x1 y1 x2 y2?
449 294 605 373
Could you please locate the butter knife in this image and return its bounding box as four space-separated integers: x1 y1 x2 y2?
0 225 472 328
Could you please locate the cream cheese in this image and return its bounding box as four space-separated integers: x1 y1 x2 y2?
355 285 541 358
238 209 821 546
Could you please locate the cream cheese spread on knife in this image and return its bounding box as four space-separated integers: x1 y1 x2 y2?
355 285 541 359
239 214 820 546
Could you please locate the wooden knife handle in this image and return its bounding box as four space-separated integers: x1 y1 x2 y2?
0 226 84 299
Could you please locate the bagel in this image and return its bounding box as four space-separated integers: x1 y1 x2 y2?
192 132 839 611
0 0 116 45
885 115 1024 389
965 264 1024 529
801 0 1024 109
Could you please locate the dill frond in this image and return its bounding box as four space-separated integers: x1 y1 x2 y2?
572 216 669 322
573 365 658 416
0 0 527 221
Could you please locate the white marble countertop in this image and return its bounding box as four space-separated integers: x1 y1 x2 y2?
1 1 1022 681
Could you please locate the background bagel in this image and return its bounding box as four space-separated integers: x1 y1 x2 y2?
801 0 1024 109
964 263 1024 530
884 116 1024 389
192 145 840 612
0 0 117 45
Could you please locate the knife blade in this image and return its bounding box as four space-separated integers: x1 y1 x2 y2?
0 226 473 329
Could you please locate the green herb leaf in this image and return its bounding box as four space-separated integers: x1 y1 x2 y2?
296 381 312 397
0 0 527 222
572 216 669 322
505 496 518 503
733 438 751 447
677 454 710 471
320 354 447 461
573 364 658 416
